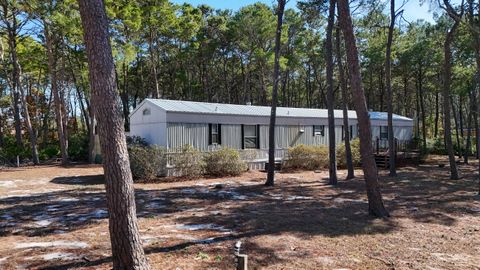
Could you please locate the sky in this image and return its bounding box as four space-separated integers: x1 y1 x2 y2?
170 0 440 23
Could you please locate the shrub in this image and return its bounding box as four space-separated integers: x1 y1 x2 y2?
68 133 89 161
126 136 149 147
128 145 166 180
204 147 247 177
42 145 60 159
336 138 361 168
427 137 447 155
171 144 205 178
283 144 328 171
0 135 30 162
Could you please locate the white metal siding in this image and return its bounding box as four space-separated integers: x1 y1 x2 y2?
167 123 209 151
221 124 242 149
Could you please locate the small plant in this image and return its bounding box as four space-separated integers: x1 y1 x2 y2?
171 144 205 178
283 144 329 171
128 145 166 181
196 252 210 260
214 255 223 262
204 147 247 177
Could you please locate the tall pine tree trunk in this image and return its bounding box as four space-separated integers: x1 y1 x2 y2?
78 0 151 268
385 0 396 176
336 24 354 180
18 72 39 165
44 23 69 165
418 64 427 153
442 18 460 180
337 0 389 217
464 90 473 164
266 0 285 186
326 0 337 185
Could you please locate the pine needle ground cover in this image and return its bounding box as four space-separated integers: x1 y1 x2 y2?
0 156 478 269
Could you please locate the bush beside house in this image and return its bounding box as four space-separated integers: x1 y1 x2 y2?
204 147 247 177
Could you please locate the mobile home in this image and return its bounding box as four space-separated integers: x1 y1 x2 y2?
129 99 413 161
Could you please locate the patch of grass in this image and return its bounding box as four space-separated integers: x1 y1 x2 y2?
196 252 210 260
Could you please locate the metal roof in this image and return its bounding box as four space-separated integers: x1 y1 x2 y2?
140 99 413 122
145 99 357 119
368 111 413 121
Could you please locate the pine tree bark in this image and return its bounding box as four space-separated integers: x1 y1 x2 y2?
464 90 473 164
385 0 397 176
434 90 440 138
337 0 389 217
78 0 151 268
1 3 23 147
442 18 460 180
266 0 286 186
44 23 69 165
18 74 39 165
326 0 338 185
335 24 354 180
418 64 427 153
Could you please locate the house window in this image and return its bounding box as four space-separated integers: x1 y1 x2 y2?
243 125 258 149
380 126 388 139
142 108 151 115
313 125 325 136
209 124 221 145
349 125 354 140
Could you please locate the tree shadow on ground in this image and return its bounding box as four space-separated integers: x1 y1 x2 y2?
4 161 480 269
50 174 105 185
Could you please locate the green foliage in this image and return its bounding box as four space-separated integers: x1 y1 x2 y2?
204 147 247 177
336 138 361 168
128 145 166 181
0 136 31 162
171 145 205 178
196 252 209 260
40 145 61 160
68 133 89 161
427 137 447 155
283 144 328 171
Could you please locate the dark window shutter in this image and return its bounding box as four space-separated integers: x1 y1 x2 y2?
313 125 315 136
256 125 260 149
218 124 222 145
208 124 212 145
241 124 245 149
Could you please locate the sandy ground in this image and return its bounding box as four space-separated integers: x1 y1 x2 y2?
0 156 479 270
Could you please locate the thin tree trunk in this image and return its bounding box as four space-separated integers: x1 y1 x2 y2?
451 96 461 158
386 0 396 176
337 0 389 217
88 111 96 164
266 0 285 186
5 22 22 147
44 23 69 164
418 64 427 152
78 0 151 268
326 0 337 185
434 90 440 137
18 72 39 164
464 91 473 164
442 16 460 179
336 24 354 180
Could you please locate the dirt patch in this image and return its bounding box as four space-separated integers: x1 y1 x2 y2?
0 156 479 269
